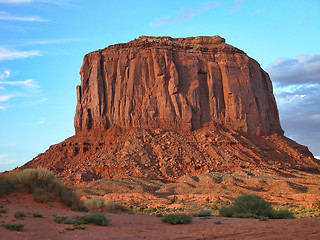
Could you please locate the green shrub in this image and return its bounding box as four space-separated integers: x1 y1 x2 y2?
31 212 43 218
169 195 178 204
0 208 8 213
272 209 294 219
219 193 294 219
196 210 212 217
161 214 192 225
14 211 25 219
1 222 24 231
53 213 109 226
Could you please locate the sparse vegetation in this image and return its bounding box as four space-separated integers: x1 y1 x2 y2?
195 210 212 217
0 208 8 213
169 195 178 204
53 213 109 226
14 211 25 219
31 212 43 218
0 168 86 211
1 222 24 231
161 213 192 225
219 193 294 219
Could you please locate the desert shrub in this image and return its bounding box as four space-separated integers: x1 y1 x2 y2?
211 204 218 210
54 213 109 226
85 197 105 210
272 209 294 219
196 210 212 217
18 168 85 211
14 211 25 219
84 197 118 212
161 213 192 225
31 212 43 218
0 208 8 213
219 193 294 219
169 195 178 204
215 221 222 224
53 215 68 223
1 222 24 231
0 172 18 197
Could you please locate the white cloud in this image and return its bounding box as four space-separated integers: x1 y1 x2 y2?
0 95 12 102
0 154 8 159
0 79 40 88
0 105 7 110
0 11 48 22
0 70 10 79
0 47 41 61
151 1 220 27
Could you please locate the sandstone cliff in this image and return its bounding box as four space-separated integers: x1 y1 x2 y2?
74 36 282 136
22 36 319 182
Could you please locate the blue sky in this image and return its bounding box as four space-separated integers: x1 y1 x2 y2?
0 0 319 172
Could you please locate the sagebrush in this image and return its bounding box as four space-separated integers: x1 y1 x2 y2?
219 193 294 219
0 168 86 211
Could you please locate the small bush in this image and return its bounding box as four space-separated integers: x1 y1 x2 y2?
272 209 294 219
0 208 8 213
14 211 25 219
85 197 118 212
219 193 294 219
1 222 24 231
169 195 178 204
53 213 109 226
32 212 43 218
215 221 222 225
0 172 18 197
161 214 192 225
196 210 212 217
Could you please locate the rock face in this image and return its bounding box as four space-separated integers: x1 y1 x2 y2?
74 36 282 136
22 36 320 182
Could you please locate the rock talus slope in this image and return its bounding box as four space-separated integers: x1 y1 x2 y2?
23 36 320 182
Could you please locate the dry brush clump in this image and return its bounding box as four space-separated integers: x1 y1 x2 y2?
0 168 86 211
161 213 192 225
219 193 294 219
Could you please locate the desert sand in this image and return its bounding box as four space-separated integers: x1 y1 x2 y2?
1 192 320 240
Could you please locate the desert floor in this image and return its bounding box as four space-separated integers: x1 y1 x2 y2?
1 192 320 240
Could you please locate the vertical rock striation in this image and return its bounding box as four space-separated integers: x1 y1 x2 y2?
74 36 282 136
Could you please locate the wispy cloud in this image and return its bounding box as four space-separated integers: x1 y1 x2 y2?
0 69 42 110
0 11 48 22
0 70 10 79
0 95 13 102
151 1 220 27
229 0 244 12
0 154 8 159
0 47 40 61
0 79 40 88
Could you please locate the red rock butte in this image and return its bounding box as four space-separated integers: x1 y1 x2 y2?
22 36 320 182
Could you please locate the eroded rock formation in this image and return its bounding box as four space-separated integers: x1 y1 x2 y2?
74 36 282 136
22 36 319 182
